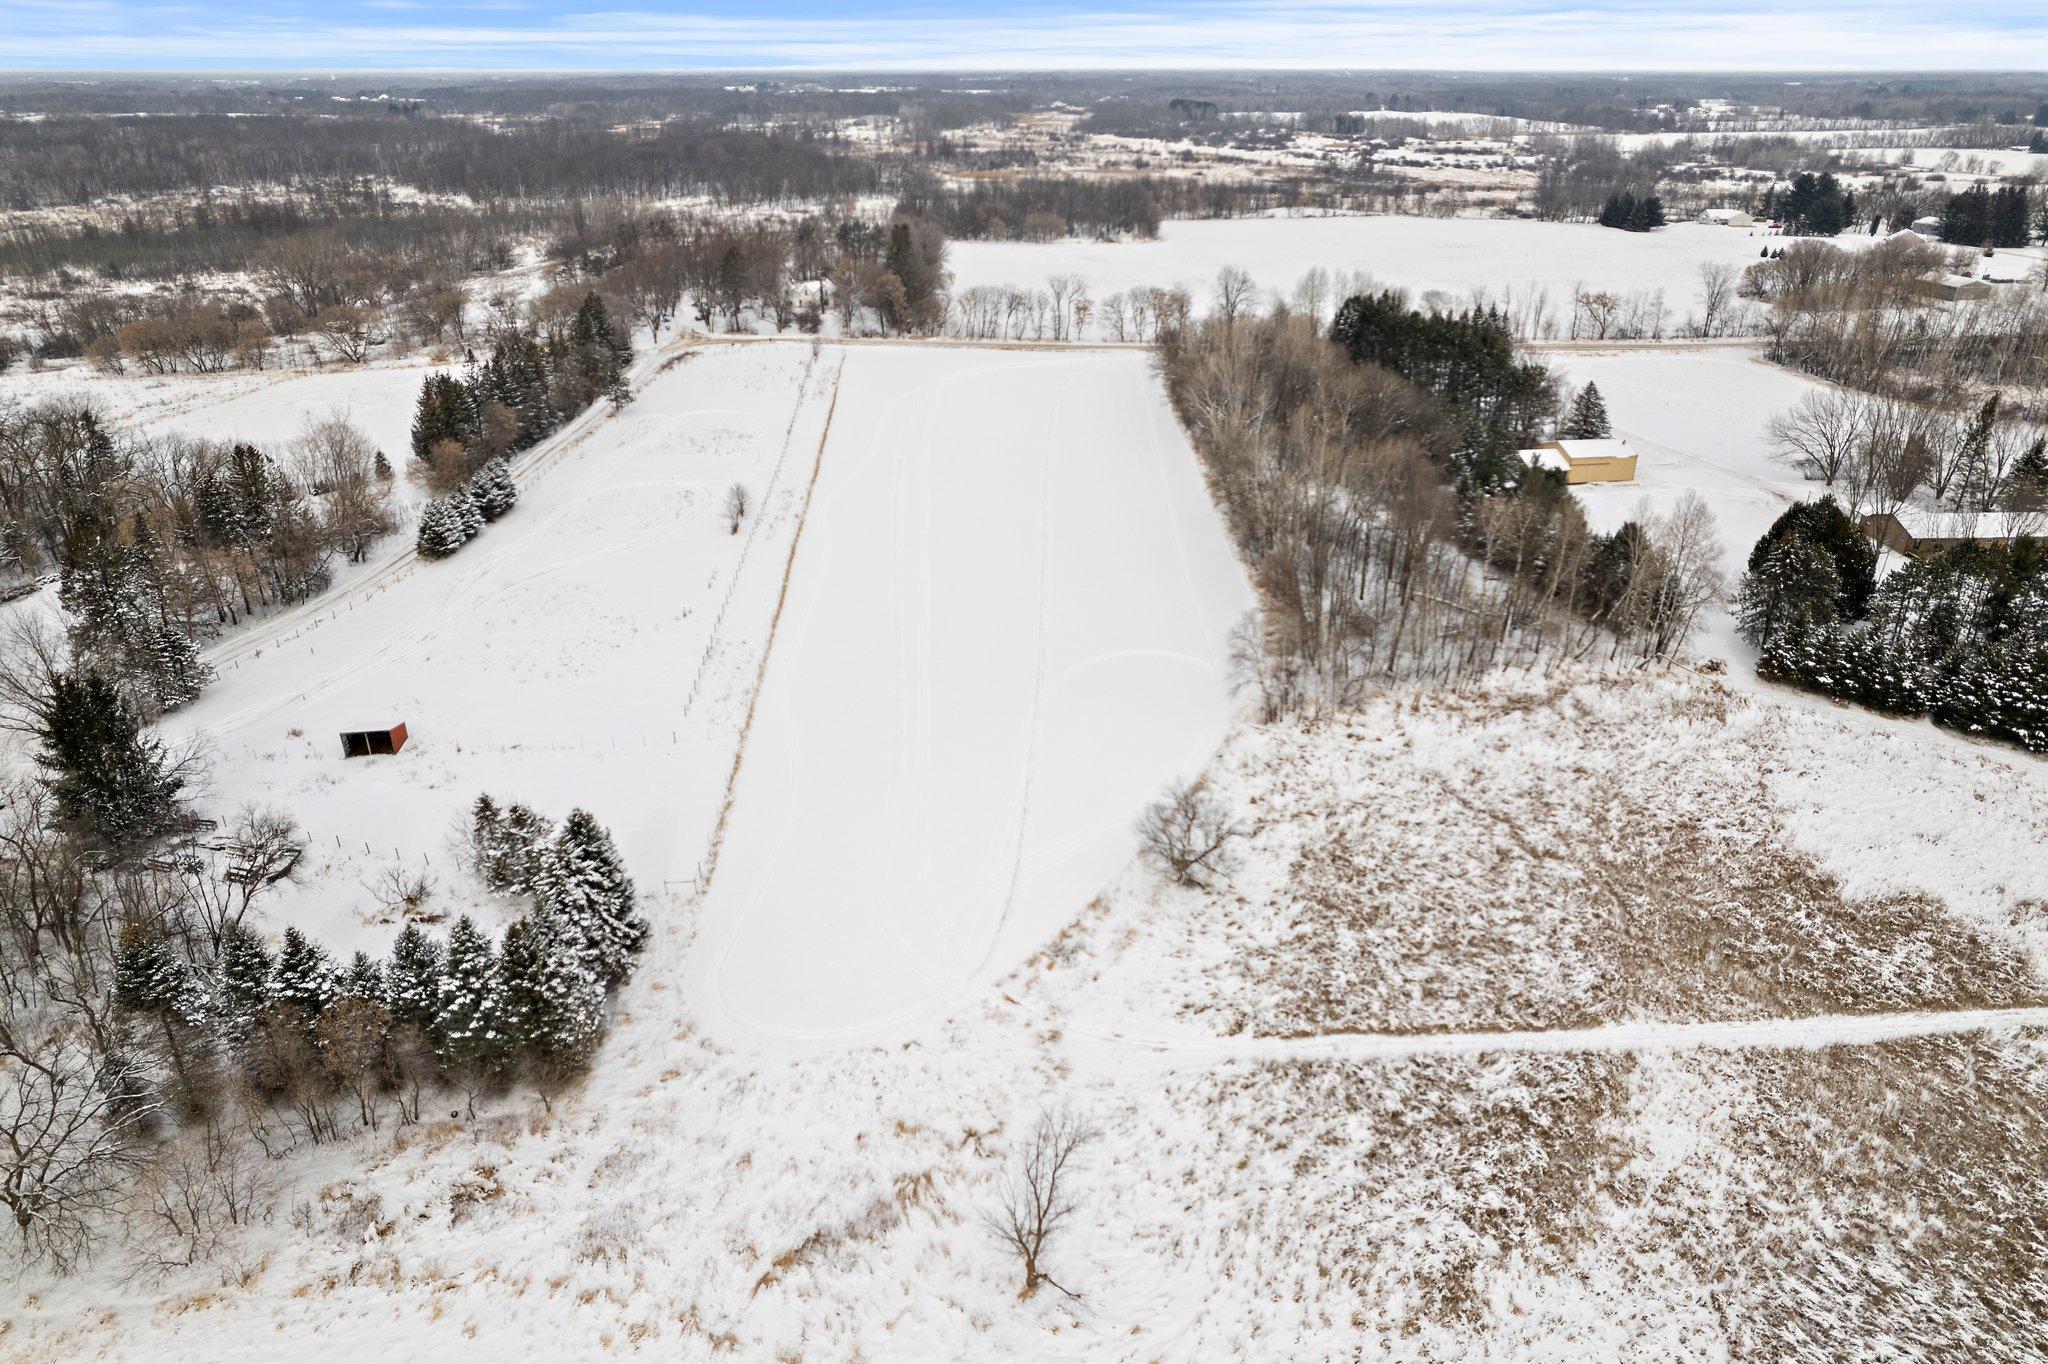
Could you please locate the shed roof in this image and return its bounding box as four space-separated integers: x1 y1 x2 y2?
1553 438 1634 461
1888 508 2038 541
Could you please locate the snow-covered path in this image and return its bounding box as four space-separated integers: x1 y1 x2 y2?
692 347 1253 1049
1075 1004 2048 1072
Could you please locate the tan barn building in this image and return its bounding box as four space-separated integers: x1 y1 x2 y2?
1517 438 1639 485
1859 508 2040 559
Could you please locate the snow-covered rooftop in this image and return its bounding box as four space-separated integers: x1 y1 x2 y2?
1888 508 2042 541
1554 438 1634 461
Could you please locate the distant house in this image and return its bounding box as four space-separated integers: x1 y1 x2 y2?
1516 438 1639 485
1696 207 1754 227
339 722 409 758
1917 273 1994 302
1859 509 2039 559
1911 214 1944 235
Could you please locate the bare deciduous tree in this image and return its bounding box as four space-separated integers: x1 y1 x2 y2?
983 1105 1099 1300
723 482 750 535
1135 779 1244 888
1766 387 1863 486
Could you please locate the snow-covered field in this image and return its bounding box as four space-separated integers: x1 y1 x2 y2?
0 356 456 468
950 216 1779 337
8 293 2048 1360
694 346 1250 1047
1550 346 1832 664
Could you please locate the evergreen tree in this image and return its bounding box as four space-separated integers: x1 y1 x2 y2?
1738 531 1841 650
450 487 485 542
1746 497 1877 619
533 808 647 988
1559 383 1613 440
469 458 518 522
2005 437 2048 511
499 802 555 895
338 950 387 1006
435 916 511 1098
499 912 606 1095
213 922 275 1048
415 497 469 560
1941 186 1994 246
1626 195 1666 232
1954 395 2001 506
385 924 444 1033
273 925 336 1027
114 923 210 1098
411 373 475 459
33 669 186 850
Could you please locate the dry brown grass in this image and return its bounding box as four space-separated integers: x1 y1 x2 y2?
1208 675 2043 1037
1190 1051 1636 1331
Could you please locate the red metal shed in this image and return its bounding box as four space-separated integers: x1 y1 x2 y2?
340 722 408 758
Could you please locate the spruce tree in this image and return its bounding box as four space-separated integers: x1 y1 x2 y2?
115 923 210 1099
213 922 276 1048
411 373 475 459
450 487 485 542
435 916 511 1100
273 925 336 1027
415 497 468 560
33 669 186 851
338 950 387 1005
386 924 444 1033
469 458 518 522
499 912 605 1097
534 809 647 988
500 803 555 895
1737 531 1842 650
1559 383 1613 440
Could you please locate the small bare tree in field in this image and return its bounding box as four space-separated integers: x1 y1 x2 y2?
723 482 750 535
984 1106 1099 1300
1136 779 1243 888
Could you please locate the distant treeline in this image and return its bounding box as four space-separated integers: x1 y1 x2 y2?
0 114 889 210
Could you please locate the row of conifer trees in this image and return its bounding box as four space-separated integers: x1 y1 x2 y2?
114 796 649 1128
1737 497 2048 752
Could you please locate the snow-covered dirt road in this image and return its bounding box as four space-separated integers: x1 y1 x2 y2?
692 346 1253 1048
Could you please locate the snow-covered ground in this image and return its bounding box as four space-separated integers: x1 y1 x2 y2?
150 341 844 959
950 216 1781 338
0 356 456 470
1550 346 1831 665
693 346 1251 1048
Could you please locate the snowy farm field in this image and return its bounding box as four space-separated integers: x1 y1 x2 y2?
694 346 1252 1047
17 666 2048 1362
142 340 837 954
950 215 1780 337
0 356 458 464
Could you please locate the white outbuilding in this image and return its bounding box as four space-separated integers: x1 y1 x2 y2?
1696 207 1754 227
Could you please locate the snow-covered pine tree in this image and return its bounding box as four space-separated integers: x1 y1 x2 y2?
272 925 337 1027
415 496 470 560
1559 382 1613 440
435 915 511 1093
386 924 444 1033
470 458 518 522
471 793 511 890
500 802 554 896
534 808 647 988
114 922 210 1095
338 950 387 1005
212 922 276 1048
33 668 187 850
1736 531 1841 651
498 910 605 1094
450 486 486 542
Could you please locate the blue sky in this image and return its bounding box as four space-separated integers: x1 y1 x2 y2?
2 0 2044 72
